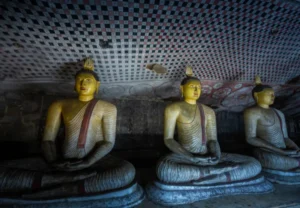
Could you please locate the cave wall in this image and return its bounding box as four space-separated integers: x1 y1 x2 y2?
0 91 298 162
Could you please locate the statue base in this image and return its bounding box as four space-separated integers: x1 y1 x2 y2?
146 175 273 206
262 168 300 185
0 183 144 208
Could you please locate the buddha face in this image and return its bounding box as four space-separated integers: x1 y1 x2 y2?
254 88 275 106
181 79 202 101
75 73 100 96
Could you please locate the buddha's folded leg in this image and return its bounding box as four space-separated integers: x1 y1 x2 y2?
0 157 50 193
253 148 300 170
156 153 208 183
82 155 136 193
192 153 261 185
0 167 42 193
22 155 136 199
0 158 97 193
218 153 262 182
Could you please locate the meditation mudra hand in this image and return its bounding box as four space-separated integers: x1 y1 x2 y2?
244 76 300 171
0 58 135 198
156 66 261 184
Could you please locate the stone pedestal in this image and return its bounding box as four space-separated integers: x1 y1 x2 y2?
263 168 300 185
0 182 144 208
146 175 273 206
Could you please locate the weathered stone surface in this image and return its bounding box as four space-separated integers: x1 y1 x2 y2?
262 168 300 185
146 175 274 206
0 183 144 208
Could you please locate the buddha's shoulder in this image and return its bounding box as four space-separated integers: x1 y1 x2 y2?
94 99 117 111
52 99 79 105
166 101 186 109
199 103 215 115
49 99 73 107
95 99 115 107
272 108 284 116
165 101 185 112
51 99 115 109
244 106 261 115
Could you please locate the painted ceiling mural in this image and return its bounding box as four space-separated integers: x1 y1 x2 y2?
0 0 299 112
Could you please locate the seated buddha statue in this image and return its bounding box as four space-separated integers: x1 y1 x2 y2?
244 76 300 184
0 58 143 205
146 67 273 206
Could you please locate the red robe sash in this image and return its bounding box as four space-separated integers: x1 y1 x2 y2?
77 99 98 149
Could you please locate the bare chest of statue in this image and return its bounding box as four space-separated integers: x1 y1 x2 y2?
178 103 198 123
61 100 103 159
257 108 286 148
62 101 90 122
257 109 277 126
176 103 207 154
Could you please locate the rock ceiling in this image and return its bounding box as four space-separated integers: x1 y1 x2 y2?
0 0 299 112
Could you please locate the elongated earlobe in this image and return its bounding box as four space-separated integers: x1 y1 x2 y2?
180 85 183 98
96 81 100 95
254 93 258 102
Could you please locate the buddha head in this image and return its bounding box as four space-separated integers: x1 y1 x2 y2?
180 66 201 102
74 58 100 97
252 76 274 107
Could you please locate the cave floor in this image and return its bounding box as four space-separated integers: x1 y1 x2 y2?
136 168 300 208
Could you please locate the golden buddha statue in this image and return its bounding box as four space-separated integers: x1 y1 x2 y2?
0 58 142 204
146 67 273 206
244 76 300 184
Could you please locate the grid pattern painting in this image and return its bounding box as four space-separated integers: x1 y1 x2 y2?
0 0 299 84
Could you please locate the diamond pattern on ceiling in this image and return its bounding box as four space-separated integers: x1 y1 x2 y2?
0 0 299 84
